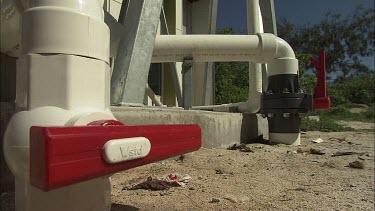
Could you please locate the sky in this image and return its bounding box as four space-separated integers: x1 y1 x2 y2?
217 0 374 30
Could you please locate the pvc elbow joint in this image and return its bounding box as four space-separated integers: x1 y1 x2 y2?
257 34 299 76
275 37 296 59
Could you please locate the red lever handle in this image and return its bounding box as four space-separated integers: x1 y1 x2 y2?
30 120 201 191
310 51 331 110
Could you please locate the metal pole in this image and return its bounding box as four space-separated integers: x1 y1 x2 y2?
160 6 183 107
259 0 277 91
182 58 194 109
259 0 277 36
202 0 218 106
118 0 130 24
110 0 163 106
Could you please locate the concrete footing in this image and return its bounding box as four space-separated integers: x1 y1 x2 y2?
111 107 268 148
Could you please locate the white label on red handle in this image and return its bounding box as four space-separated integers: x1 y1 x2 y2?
103 137 151 163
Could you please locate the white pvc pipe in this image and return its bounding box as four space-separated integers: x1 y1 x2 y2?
28 0 104 21
270 133 301 146
238 0 263 113
5 1 113 210
152 35 260 62
20 0 109 62
152 33 298 75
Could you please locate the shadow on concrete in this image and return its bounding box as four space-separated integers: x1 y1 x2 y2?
240 113 259 144
111 203 139 211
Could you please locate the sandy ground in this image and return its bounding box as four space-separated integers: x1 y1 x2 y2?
336 120 374 130
1 131 374 211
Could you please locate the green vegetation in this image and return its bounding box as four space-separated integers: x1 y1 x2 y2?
215 62 248 104
301 104 374 132
328 73 375 106
301 116 355 132
215 28 249 104
278 6 374 76
317 105 374 123
301 73 375 131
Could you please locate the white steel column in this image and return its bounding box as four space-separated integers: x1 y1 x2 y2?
191 0 218 106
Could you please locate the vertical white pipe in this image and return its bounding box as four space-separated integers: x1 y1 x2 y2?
6 1 112 210
244 0 263 113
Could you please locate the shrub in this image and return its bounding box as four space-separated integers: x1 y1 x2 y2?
301 116 354 132
328 73 375 106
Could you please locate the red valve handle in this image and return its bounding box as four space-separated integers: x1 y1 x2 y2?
30 120 201 191
310 51 331 110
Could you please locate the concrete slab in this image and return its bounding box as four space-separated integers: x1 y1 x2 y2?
111 107 268 148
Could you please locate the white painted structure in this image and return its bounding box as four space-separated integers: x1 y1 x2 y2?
151 33 300 145
1 0 302 210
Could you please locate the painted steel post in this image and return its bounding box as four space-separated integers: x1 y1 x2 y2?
182 58 194 109
110 0 163 106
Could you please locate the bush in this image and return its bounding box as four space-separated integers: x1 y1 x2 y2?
309 104 375 123
299 74 317 95
324 105 347 115
215 62 248 104
301 116 354 132
328 73 375 106
364 108 375 120
328 88 350 106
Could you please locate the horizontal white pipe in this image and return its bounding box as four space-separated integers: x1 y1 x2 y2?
152 35 261 63
152 33 298 76
152 33 298 116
